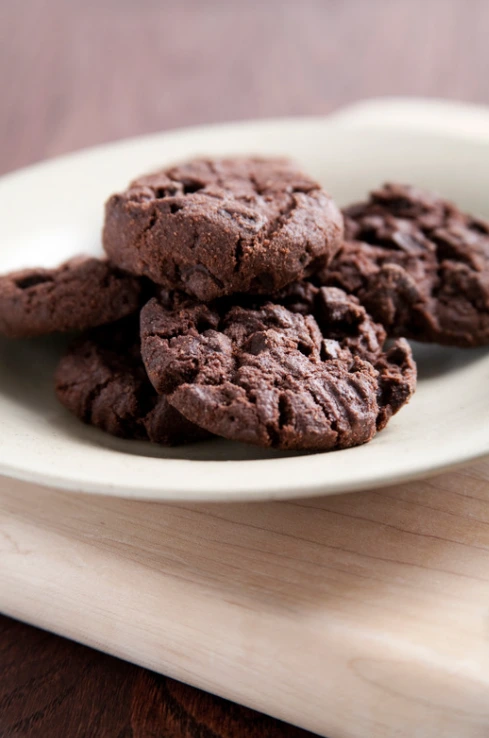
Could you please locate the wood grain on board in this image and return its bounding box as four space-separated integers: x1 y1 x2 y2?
2 465 489 737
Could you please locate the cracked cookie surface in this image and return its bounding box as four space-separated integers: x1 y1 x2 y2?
317 183 489 347
0 256 141 338
103 157 343 301
55 317 210 445
140 288 416 451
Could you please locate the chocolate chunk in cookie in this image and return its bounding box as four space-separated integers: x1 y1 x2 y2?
273 282 386 365
103 157 343 301
318 183 489 347
0 256 141 338
55 317 209 445
140 289 416 451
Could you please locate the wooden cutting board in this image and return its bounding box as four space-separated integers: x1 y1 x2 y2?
1 464 489 738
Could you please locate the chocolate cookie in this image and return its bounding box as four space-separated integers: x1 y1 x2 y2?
0 256 141 338
140 289 416 451
55 318 209 445
318 183 489 347
103 157 343 301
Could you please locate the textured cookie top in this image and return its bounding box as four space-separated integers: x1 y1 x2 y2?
55 317 209 445
103 157 343 301
272 281 387 365
319 183 489 347
0 256 141 338
140 288 416 451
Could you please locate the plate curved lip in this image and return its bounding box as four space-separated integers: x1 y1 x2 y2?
329 96 489 139
2 96 489 501
0 441 488 502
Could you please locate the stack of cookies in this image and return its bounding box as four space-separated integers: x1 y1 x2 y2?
2 156 486 453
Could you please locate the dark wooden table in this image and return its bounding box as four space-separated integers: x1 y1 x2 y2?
1 1 489 736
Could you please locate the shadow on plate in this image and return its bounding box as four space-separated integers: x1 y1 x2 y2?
46 412 309 461
0 333 69 414
410 341 489 380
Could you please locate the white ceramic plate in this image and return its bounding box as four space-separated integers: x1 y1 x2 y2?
1 98 489 501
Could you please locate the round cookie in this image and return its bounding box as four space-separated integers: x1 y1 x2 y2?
103 157 343 301
140 289 416 451
55 317 210 445
0 256 141 338
318 183 489 347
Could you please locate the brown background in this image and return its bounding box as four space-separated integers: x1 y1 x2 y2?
1 0 489 736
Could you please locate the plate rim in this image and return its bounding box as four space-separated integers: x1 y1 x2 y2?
0 444 488 502
2 96 489 501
